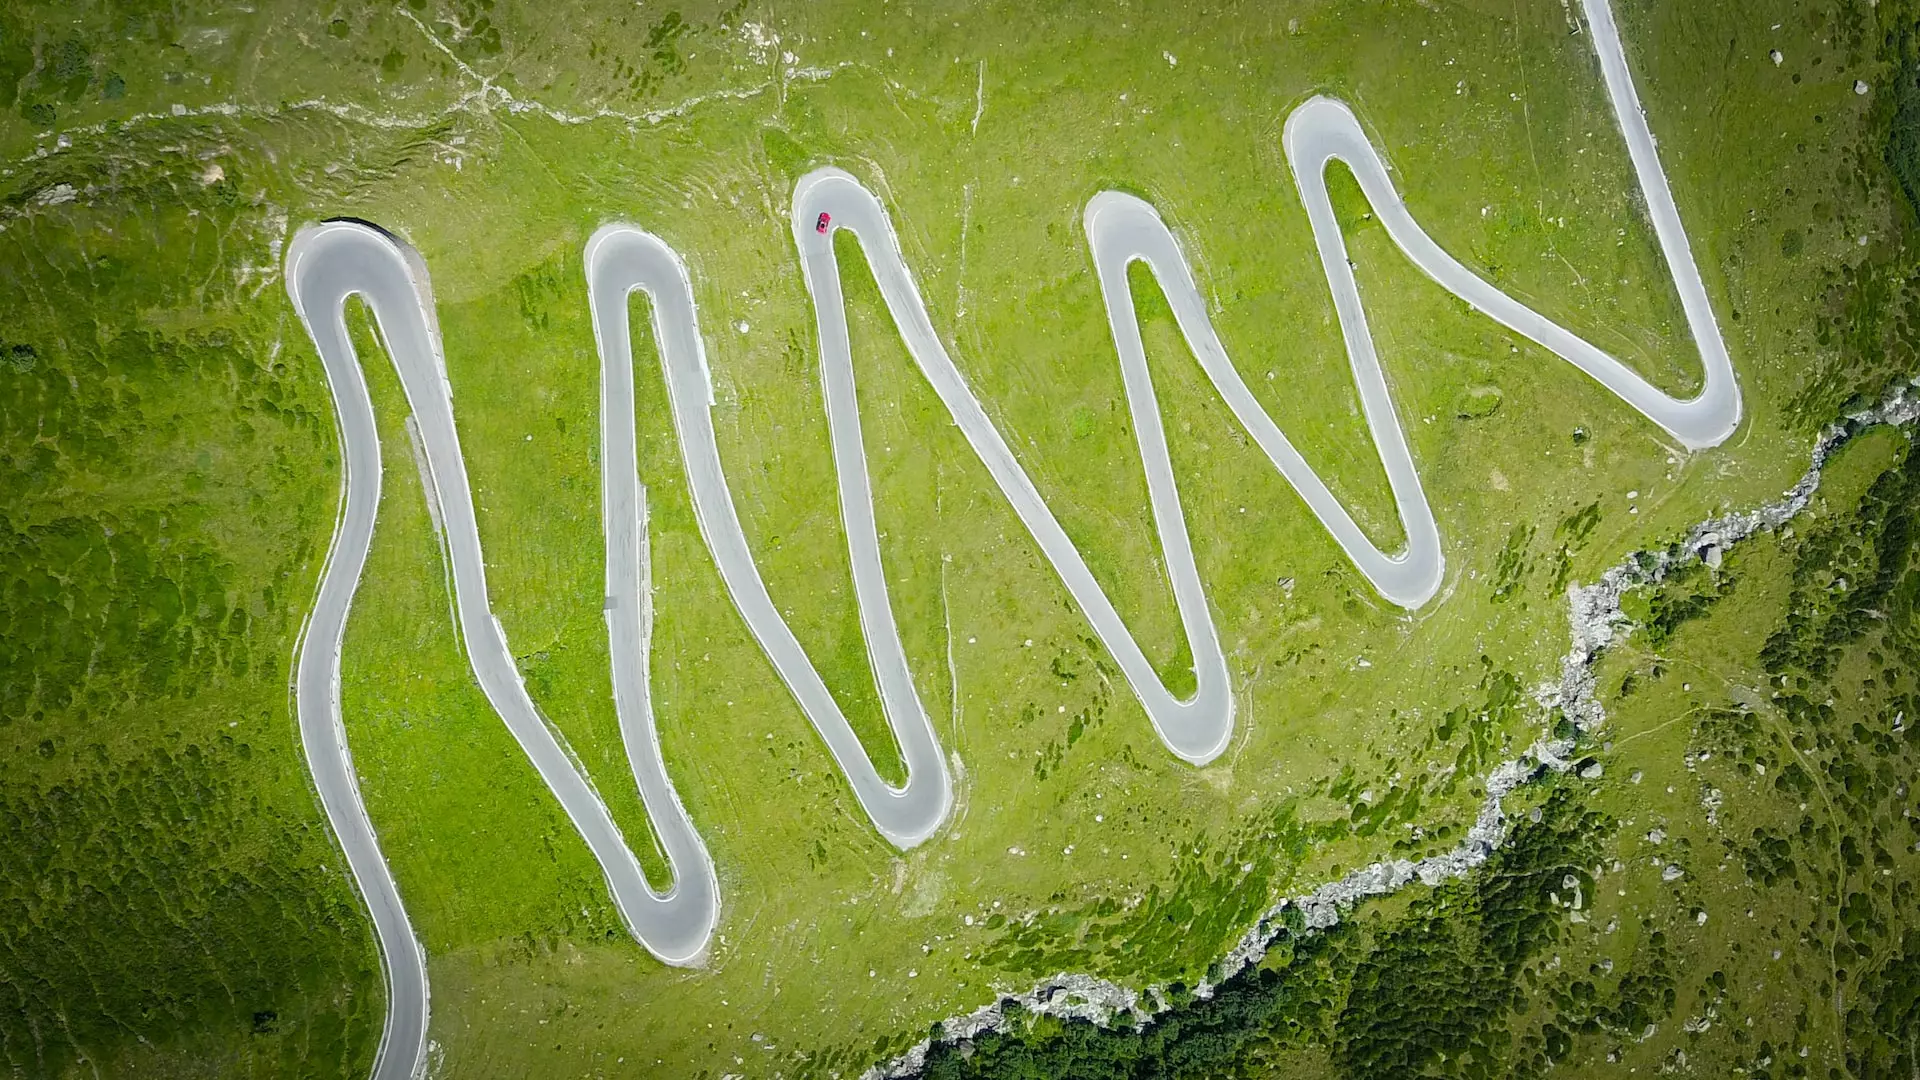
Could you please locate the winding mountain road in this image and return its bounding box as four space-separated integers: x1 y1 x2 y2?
284 0 1739 1075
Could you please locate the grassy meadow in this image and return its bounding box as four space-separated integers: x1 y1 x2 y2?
3 0 1917 1076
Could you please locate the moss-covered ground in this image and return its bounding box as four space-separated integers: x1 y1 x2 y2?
2 0 1917 1076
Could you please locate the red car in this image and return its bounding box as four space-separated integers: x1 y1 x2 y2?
815 212 832 234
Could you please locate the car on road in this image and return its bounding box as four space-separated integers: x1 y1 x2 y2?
816 212 831 233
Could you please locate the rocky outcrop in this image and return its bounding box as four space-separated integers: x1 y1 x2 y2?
864 377 1919 1080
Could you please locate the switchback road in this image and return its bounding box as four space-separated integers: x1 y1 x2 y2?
284 1 1738 1074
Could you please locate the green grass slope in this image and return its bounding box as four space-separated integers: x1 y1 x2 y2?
1 0 1916 1076
909 416 1920 1079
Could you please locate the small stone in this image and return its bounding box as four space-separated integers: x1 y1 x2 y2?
1770 49 1784 65
1856 79 1870 95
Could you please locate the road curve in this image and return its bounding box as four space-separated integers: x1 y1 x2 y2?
288 0 1738 1075
285 222 432 1080
586 227 955 849
286 221 723 1076
775 18 1739 762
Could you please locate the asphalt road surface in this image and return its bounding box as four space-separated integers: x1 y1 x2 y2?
287 221 721 1080
285 0 1737 1073
586 226 956 850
